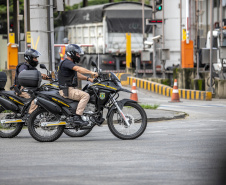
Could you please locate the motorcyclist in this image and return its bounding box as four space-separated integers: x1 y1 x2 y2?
14 48 48 117
58 44 98 126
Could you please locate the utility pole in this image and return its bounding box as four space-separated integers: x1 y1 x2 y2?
161 0 166 79
219 0 225 79
142 0 146 77
195 0 200 79
186 0 190 44
17 0 20 44
152 0 156 78
208 0 214 93
47 0 53 71
180 0 182 67
7 0 10 43
30 0 55 72
24 0 27 51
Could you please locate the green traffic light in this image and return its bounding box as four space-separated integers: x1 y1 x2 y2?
158 5 162 11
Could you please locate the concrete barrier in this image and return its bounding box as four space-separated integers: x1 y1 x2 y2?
116 74 212 101
115 73 131 86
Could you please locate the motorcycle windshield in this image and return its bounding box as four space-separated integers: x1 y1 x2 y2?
110 72 120 82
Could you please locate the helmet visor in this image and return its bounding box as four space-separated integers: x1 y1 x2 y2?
31 49 41 58
79 48 84 55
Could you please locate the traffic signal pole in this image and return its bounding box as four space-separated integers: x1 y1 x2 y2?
152 0 156 78
24 0 28 51
162 0 166 79
208 0 214 93
142 0 146 77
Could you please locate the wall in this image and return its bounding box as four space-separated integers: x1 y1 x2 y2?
155 0 226 69
0 35 8 70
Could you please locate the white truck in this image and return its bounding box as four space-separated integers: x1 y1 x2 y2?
56 2 153 71
202 28 226 73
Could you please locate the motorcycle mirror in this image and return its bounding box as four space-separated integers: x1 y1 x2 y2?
91 61 97 67
40 64 47 69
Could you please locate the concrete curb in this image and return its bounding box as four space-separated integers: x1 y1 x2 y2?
145 109 187 122
102 109 187 124
115 73 212 101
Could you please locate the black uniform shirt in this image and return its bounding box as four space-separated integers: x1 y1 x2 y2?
18 64 29 73
60 59 76 77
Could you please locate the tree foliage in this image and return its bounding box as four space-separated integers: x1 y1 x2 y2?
0 0 24 34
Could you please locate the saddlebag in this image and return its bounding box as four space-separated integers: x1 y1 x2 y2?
0 96 18 111
35 97 62 114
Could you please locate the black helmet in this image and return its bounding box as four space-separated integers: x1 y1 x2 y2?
24 49 41 67
65 44 84 63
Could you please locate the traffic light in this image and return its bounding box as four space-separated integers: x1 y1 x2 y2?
10 23 14 32
156 5 162 11
156 0 162 11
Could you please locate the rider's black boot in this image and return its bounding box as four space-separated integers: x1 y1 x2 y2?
73 115 89 126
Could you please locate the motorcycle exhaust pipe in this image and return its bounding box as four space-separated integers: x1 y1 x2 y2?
0 97 19 111
34 97 62 114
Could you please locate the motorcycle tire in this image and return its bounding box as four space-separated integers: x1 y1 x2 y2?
107 102 147 140
0 106 24 138
28 108 65 142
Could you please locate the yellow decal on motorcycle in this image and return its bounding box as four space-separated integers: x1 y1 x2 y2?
8 97 24 105
99 93 105 100
45 84 59 88
92 83 117 90
46 122 67 126
52 98 70 107
1 119 23 123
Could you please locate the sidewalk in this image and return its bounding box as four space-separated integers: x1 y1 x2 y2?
144 109 187 122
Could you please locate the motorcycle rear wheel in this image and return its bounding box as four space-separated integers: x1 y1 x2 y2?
28 108 65 142
107 102 147 140
0 106 24 138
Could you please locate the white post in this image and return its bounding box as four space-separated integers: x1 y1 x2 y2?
186 0 190 44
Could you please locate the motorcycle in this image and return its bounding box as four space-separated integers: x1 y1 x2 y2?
27 62 147 142
0 64 58 138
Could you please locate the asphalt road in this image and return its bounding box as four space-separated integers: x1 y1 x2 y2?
0 86 226 185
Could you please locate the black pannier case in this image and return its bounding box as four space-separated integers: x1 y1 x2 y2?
18 70 41 87
0 72 7 90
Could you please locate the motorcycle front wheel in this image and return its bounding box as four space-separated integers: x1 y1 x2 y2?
107 102 147 140
0 106 24 138
28 108 65 142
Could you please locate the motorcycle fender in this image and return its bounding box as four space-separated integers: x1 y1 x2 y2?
0 96 19 111
35 97 62 114
106 99 137 118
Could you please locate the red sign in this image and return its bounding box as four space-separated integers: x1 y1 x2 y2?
146 19 163 25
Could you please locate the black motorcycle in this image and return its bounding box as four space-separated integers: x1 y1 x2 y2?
0 64 58 138
27 62 147 142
